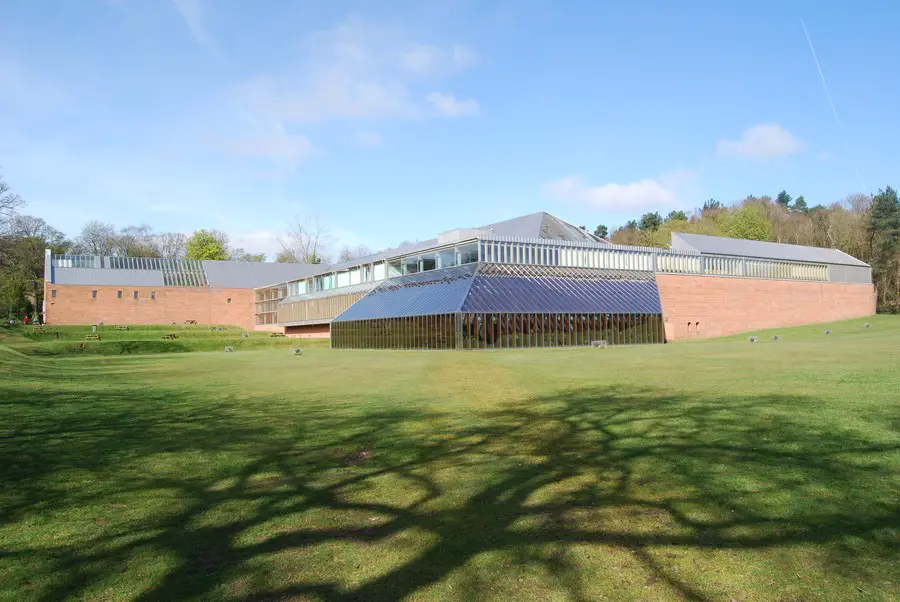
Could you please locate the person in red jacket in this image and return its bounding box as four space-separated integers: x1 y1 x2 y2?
23 316 28 325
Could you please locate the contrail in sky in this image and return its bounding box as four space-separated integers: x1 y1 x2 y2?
800 17 867 194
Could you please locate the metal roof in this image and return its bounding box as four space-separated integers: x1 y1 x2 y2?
202 261 321 289
478 212 545 238
476 212 603 243
52 267 165 287
670 232 869 267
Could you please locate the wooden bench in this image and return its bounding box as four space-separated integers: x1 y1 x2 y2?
269 332 286 337
84 334 101 341
116 325 129 331
184 320 198 325
161 334 178 340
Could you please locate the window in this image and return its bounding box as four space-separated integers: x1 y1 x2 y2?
117 291 123 299
458 242 478 264
402 256 419 275
151 291 156 300
92 290 97 299
438 249 457 269
419 253 437 272
51 289 57 298
133 291 139 299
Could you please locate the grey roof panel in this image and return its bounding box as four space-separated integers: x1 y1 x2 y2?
478 212 545 238
671 232 868 267
52 267 164 287
477 212 603 243
202 261 321 289
539 213 602 243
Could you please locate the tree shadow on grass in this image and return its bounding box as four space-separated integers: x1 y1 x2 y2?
1 381 898 601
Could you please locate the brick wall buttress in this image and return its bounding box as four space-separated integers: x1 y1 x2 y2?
656 274 876 340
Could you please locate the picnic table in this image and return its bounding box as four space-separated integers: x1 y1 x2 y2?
161 334 178 340
184 320 198 325
269 332 286 337
84 334 101 341
116 325 129 331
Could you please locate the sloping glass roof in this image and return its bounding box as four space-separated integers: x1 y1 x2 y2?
462 268 662 314
333 263 663 322
332 264 477 322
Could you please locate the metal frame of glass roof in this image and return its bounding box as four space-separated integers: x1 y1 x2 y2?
332 263 663 323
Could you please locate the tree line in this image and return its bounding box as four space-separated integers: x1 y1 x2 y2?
586 188 900 312
0 173 372 320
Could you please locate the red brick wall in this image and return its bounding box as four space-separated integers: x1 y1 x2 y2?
44 284 256 330
656 274 876 340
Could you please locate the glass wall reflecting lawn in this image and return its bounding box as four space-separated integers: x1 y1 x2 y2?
331 312 665 349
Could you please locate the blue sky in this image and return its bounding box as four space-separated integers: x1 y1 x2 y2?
2 0 898 258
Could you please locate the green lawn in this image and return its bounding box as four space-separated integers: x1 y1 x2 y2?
1 324 327 356
1 316 898 601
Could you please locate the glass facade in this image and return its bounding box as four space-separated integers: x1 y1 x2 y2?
277 241 483 310
331 312 665 349
255 285 287 325
331 263 666 349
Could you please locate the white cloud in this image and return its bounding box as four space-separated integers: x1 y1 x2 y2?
228 229 283 261
401 44 440 74
236 19 478 125
544 176 676 209
218 132 316 163
818 150 834 162
452 45 478 69
543 169 701 210
171 0 219 54
355 130 383 148
716 123 805 159
426 92 479 117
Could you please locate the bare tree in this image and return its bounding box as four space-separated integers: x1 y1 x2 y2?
73 221 121 256
154 232 187 260
844 193 873 215
278 215 330 264
8 215 63 240
120 224 161 257
0 174 25 230
230 248 266 262
337 244 373 262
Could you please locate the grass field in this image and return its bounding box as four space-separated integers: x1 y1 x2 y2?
0 324 327 356
1 317 898 601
